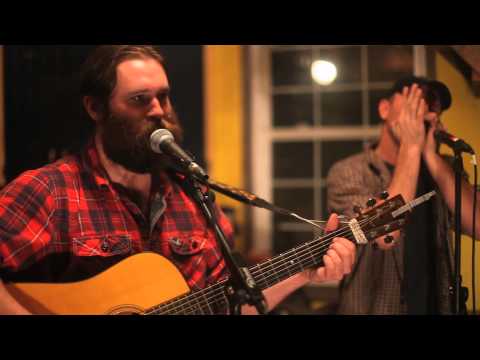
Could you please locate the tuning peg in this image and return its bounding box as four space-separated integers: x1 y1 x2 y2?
353 205 363 216
384 235 394 244
366 198 377 208
380 191 389 200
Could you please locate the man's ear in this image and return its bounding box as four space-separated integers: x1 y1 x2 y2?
378 98 390 122
83 96 104 123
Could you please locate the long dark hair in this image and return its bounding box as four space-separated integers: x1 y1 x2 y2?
66 45 167 154
80 45 166 113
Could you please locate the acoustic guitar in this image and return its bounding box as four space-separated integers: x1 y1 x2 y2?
5 192 435 314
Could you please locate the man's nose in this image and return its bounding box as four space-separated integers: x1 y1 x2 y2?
148 98 166 118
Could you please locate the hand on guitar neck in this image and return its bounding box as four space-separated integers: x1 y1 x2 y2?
303 213 355 284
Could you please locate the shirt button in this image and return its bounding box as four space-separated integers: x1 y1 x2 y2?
101 240 109 252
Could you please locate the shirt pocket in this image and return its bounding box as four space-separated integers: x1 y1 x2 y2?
72 233 132 257
168 235 209 291
168 235 206 256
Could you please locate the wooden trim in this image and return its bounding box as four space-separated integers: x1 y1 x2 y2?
431 45 480 96
432 46 473 82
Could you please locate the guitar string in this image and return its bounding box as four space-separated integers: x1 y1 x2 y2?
145 231 345 315
145 210 389 314
151 233 352 315
162 239 360 315
144 211 388 315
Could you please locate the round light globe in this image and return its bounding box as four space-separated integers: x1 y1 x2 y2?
311 60 337 86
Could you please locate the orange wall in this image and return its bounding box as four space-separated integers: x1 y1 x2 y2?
203 45 246 252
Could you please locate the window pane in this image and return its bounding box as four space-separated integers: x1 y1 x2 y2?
320 185 328 219
321 91 362 125
317 46 361 84
368 45 413 82
273 186 315 253
320 140 364 175
272 50 313 86
274 142 313 179
274 187 314 220
273 93 313 127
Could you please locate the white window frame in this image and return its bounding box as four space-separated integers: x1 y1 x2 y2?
248 45 427 255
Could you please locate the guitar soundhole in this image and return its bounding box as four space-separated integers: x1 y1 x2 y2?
107 305 145 315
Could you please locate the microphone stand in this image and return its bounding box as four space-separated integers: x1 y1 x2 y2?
452 149 469 315
181 173 268 315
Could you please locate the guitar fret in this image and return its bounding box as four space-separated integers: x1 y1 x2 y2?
160 301 174 315
202 291 214 315
277 252 294 283
210 291 226 314
259 264 271 289
195 296 205 315
293 248 304 272
287 246 311 278
178 297 188 314
269 259 281 284
281 248 302 279
180 297 194 314
151 281 228 315
221 293 230 314
281 253 292 278
307 243 318 267
250 235 335 292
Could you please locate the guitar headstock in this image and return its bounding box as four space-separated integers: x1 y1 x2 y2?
348 194 412 244
345 191 436 245
349 194 409 245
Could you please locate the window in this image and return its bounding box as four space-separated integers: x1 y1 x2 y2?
248 45 425 255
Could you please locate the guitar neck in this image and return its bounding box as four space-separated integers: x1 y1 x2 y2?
144 227 355 315
249 227 354 291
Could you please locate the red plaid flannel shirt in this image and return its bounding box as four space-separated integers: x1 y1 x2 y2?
0 141 234 291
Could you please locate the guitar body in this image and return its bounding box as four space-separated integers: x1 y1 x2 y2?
5 253 191 315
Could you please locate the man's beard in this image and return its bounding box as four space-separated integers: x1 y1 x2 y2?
99 109 184 174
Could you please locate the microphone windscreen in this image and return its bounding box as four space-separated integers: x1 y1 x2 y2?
150 129 174 154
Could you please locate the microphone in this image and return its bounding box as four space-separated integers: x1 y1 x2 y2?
150 129 208 179
207 179 295 216
434 130 475 155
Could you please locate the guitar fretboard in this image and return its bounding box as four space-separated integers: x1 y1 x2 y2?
145 226 355 315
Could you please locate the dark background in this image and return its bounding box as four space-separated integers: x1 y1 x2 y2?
3 45 204 183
